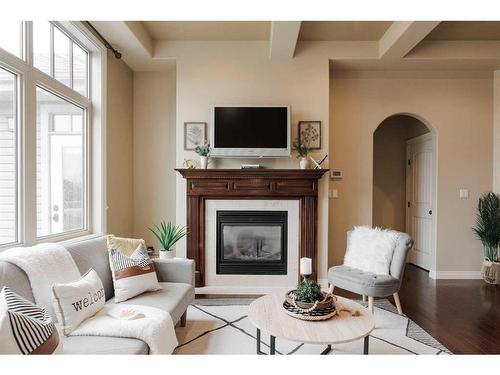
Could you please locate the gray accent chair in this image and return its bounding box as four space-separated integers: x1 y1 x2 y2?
327 229 413 315
0 235 195 354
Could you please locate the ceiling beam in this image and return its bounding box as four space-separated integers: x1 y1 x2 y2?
91 21 174 71
269 21 302 60
378 21 440 59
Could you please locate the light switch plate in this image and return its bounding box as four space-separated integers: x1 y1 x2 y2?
329 189 339 199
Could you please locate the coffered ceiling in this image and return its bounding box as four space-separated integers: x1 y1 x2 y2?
90 21 500 72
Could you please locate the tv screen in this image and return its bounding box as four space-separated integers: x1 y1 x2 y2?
211 106 290 157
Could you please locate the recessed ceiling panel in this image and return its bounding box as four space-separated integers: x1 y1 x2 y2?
425 21 500 40
298 21 392 41
143 21 270 41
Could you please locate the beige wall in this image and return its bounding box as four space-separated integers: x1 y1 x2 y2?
106 51 134 237
373 115 429 231
133 68 177 248
174 42 331 281
330 74 493 273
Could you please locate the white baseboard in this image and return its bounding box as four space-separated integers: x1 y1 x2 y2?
429 270 482 279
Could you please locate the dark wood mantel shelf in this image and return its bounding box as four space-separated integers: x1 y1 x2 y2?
176 168 329 287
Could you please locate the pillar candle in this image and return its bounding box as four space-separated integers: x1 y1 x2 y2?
300 257 312 275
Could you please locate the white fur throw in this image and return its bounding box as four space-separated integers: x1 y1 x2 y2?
70 304 178 354
0 243 81 320
344 226 399 275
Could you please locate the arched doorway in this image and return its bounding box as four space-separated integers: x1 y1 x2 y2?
373 114 436 271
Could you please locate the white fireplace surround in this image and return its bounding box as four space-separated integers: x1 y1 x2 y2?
202 199 299 293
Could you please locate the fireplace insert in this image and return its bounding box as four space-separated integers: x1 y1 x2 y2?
216 210 287 275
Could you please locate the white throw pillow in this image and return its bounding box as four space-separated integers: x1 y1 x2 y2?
344 226 399 275
52 268 106 335
0 286 61 354
108 243 161 303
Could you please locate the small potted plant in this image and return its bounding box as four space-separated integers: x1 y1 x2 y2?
473 192 500 284
292 138 312 169
195 142 210 169
149 221 188 259
285 279 334 315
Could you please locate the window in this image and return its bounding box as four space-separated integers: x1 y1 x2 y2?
0 21 105 248
0 22 23 59
33 22 88 97
36 87 85 237
0 67 18 246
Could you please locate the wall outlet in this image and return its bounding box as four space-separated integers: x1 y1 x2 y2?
459 189 469 199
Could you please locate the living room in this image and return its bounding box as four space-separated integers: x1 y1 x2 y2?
0 0 499 373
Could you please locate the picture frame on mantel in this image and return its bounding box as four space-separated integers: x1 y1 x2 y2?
184 122 207 150
298 121 321 150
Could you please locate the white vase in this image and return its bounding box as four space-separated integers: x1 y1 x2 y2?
200 156 208 169
299 157 310 170
159 249 175 259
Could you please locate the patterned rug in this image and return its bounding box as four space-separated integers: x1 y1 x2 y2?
174 298 451 355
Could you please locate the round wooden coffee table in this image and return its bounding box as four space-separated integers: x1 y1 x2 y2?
248 294 374 355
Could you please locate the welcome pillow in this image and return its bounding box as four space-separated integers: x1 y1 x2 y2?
344 226 399 275
52 268 106 335
108 243 161 303
0 286 61 354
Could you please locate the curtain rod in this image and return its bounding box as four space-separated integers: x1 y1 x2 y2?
84 21 122 59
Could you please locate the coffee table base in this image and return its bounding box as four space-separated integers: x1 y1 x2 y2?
256 328 369 355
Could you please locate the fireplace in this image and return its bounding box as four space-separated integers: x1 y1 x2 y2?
216 211 287 275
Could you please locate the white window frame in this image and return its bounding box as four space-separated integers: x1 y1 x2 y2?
0 21 107 250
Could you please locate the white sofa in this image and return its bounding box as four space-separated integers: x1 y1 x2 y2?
0 235 195 354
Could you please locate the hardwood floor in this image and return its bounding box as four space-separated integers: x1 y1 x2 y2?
396 264 500 354
336 264 500 354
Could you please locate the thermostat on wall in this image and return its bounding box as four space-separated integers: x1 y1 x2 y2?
330 170 343 179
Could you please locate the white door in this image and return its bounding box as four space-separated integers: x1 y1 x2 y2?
49 134 83 234
406 133 435 270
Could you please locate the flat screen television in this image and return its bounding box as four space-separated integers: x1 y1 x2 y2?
210 105 291 158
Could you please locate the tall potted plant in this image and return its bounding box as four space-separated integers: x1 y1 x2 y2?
149 221 188 259
292 138 312 169
473 192 500 284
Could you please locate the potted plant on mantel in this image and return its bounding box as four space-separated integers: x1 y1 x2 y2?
149 221 188 259
473 192 500 284
292 138 312 169
195 142 210 169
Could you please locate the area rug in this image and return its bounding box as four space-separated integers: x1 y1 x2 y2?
174 298 451 355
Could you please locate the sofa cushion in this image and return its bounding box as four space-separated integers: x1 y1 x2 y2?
60 335 148 354
107 282 194 324
52 269 106 335
108 245 161 303
328 265 400 297
64 236 114 301
0 287 61 354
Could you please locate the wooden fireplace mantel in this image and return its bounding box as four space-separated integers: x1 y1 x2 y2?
175 168 329 287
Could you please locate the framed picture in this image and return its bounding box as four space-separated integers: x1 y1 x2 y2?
298 121 321 150
184 122 207 150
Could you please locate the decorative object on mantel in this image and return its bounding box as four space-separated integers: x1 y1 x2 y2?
298 121 321 150
310 154 328 170
182 159 197 169
473 192 500 284
149 221 188 259
283 279 336 321
184 122 206 151
195 142 211 169
292 138 312 169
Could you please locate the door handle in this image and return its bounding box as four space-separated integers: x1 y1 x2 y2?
428 210 432 215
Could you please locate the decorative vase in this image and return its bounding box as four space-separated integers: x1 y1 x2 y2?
299 157 309 170
200 156 208 169
159 249 175 259
481 259 500 284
